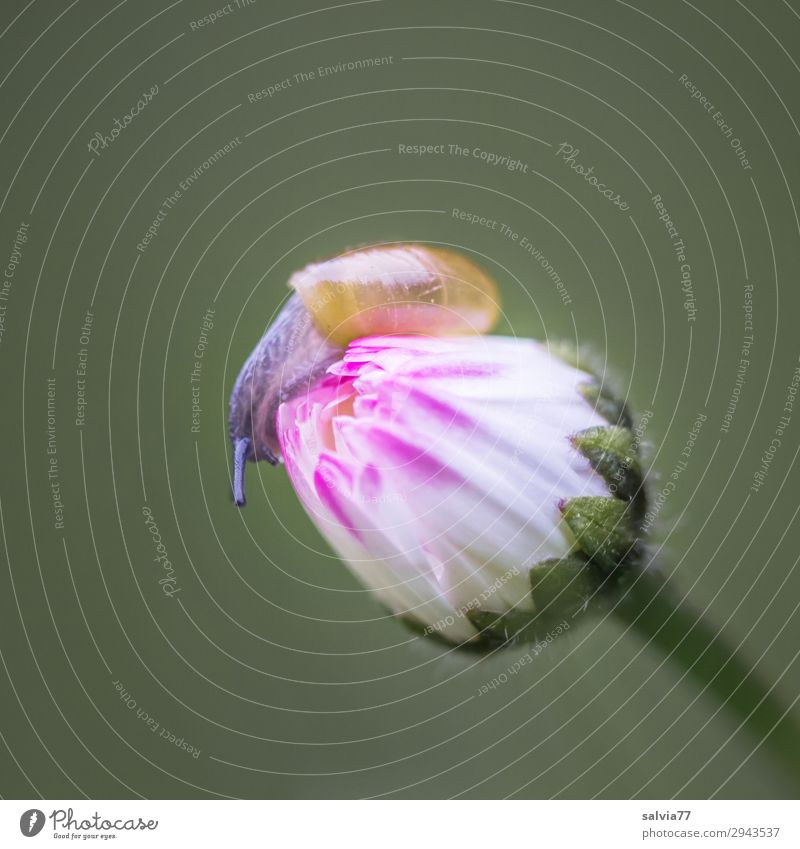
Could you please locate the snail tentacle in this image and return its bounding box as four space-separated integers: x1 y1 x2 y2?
232 437 251 507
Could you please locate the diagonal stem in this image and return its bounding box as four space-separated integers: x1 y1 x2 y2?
612 568 800 795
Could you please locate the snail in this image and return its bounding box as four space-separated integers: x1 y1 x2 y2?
229 244 500 505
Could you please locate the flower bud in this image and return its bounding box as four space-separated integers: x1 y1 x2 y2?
272 334 647 649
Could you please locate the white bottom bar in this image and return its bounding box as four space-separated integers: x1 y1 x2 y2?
1 800 796 847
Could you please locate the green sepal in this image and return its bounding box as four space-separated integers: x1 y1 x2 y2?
578 381 633 429
571 425 643 502
529 554 594 615
466 608 547 649
560 495 639 572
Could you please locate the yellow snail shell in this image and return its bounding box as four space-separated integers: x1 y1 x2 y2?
289 244 499 345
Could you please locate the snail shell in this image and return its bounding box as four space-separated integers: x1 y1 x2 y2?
290 244 499 345
229 244 500 504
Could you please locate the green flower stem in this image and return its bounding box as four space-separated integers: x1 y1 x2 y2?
613 568 800 793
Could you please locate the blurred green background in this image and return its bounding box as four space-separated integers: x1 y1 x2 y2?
1 0 799 799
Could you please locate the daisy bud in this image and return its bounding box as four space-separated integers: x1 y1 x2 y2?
271 334 646 648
